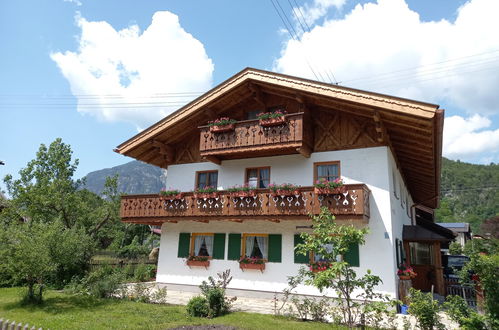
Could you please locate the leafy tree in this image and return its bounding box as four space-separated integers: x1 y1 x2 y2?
294 208 395 327
449 241 463 255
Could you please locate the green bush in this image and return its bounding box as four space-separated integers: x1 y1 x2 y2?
133 264 156 282
443 295 486 330
407 288 444 330
198 270 235 318
68 265 125 298
116 236 149 259
186 296 209 317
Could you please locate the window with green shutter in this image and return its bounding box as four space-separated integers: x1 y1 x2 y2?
177 232 191 258
212 233 226 260
267 234 282 263
227 233 241 260
294 234 309 264
344 242 360 267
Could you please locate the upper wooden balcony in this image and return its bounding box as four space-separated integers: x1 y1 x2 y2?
120 184 370 225
199 113 311 162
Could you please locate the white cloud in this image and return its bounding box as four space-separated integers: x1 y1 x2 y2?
275 0 499 117
443 115 499 162
63 0 82 7
294 0 347 26
51 11 214 130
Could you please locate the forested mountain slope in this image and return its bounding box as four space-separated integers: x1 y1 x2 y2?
436 158 498 233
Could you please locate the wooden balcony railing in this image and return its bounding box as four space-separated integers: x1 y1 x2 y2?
120 184 370 224
199 113 310 160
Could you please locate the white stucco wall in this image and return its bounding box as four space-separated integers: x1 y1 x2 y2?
156 147 401 297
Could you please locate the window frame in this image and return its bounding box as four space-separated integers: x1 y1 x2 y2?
241 233 269 261
245 167 271 189
190 232 215 259
313 161 341 184
195 170 218 190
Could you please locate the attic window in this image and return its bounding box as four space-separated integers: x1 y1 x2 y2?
246 110 260 120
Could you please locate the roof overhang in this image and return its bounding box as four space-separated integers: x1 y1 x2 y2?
115 68 444 209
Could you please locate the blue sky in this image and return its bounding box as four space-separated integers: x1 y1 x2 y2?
1 0 498 191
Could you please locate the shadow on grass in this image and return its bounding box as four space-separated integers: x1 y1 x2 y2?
4 294 113 315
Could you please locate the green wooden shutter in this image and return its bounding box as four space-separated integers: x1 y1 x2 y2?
267 234 282 263
294 234 309 264
212 233 226 260
177 233 191 258
227 233 241 260
344 242 360 267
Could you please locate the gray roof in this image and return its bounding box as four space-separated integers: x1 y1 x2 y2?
437 222 470 232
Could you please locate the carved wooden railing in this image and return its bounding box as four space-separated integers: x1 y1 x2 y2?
120 184 370 223
199 113 306 158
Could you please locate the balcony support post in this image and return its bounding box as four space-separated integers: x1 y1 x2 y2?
203 155 221 165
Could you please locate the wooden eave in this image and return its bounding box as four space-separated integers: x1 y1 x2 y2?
114 67 443 209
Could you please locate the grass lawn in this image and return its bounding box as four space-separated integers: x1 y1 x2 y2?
0 287 344 330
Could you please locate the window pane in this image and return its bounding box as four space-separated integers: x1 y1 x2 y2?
197 173 207 189
317 164 338 181
409 242 434 265
245 235 267 259
247 169 258 188
194 235 214 257
259 168 270 188
208 172 218 188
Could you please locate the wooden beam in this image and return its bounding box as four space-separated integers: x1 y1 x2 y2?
297 144 311 158
373 110 385 143
266 219 280 223
229 219 243 223
203 155 221 165
248 83 266 108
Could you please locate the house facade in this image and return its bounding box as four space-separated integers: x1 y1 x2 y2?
115 68 447 298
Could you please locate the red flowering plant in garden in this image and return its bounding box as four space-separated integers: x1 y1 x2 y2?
397 263 417 278
238 256 265 264
309 261 331 272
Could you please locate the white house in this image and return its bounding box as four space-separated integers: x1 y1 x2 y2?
115 68 453 299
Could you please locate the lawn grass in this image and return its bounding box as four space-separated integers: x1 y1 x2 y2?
0 287 344 330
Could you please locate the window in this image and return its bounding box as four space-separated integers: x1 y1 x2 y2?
314 161 340 183
245 167 270 188
190 233 214 258
409 242 434 265
196 170 218 189
242 234 268 260
312 243 337 262
246 110 260 120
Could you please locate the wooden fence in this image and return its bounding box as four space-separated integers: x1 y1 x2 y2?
445 278 477 308
89 259 156 273
0 318 44 330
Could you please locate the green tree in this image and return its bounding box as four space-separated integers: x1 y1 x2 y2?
449 241 463 255
294 208 394 327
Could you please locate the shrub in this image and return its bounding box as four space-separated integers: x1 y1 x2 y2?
407 288 444 330
133 263 156 282
194 269 236 318
117 236 149 259
187 296 209 317
444 295 486 330
449 241 463 255
68 265 125 298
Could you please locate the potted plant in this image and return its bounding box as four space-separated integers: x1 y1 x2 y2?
313 178 347 195
159 188 183 200
239 256 265 271
227 184 257 198
309 261 331 273
207 117 237 133
186 255 210 268
268 183 301 196
257 110 287 127
397 263 417 280
193 186 219 199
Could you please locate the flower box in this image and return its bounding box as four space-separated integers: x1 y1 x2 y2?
159 193 184 201
239 263 265 271
230 190 257 198
271 189 301 197
209 123 235 133
314 186 347 195
259 117 286 127
186 260 210 268
398 275 411 280
194 192 219 199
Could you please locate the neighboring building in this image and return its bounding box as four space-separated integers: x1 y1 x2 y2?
437 222 472 247
115 68 451 298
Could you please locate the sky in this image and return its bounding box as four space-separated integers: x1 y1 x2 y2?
1 0 499 192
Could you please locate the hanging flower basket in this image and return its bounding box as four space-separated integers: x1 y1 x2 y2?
259 117 287 127
186 260 210 268
314 186 347 195
210 123 235 133
239 263 265 271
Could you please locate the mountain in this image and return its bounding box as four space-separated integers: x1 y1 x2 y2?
83 160 166 195
83 158 498 234
436 158 499 234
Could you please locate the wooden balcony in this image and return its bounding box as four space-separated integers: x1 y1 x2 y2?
199 113 311 162
120 184 370 224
